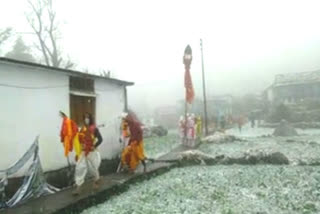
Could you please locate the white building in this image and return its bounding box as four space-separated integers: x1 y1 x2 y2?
264 70 320 104
0 58 133 175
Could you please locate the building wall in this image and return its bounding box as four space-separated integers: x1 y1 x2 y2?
0 63 126 176
273 83 320 103
0 63 69 175
94 79 125 160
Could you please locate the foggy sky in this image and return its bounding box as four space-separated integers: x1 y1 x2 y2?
2 0 320 114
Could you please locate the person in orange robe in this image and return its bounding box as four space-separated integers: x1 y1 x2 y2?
121 111 146 173
59 111 78 157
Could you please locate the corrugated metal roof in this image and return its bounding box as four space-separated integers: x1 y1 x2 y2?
0 57 134 86
274 70 320 87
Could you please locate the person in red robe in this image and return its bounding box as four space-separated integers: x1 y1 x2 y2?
121 111 146 173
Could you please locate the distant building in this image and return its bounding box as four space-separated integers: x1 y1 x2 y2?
264 70 320 104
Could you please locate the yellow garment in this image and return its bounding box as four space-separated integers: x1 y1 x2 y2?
196 117 202 137
121 140 145 171
73 133 82 161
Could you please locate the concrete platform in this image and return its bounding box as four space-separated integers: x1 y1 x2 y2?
0 145 191 214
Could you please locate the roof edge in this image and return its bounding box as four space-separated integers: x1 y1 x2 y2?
0 57 134 86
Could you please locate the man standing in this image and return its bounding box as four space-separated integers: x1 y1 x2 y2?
186 114 196 147
120 112 130 148
73 113 102 195
117 112 131 172
196 116 202 139
178 116 186 145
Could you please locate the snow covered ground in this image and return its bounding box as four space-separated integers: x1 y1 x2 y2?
144 131 180 159
81 126 320 214
82 165 320 214
201 125 320 165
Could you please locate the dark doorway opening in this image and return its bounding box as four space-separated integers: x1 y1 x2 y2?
70 95 96 126
69 76 96 126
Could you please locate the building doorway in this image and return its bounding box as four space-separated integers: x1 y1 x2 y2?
70 95 96 126
69 76 96 126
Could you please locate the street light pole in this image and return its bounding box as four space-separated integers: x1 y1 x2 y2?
200 39 209 136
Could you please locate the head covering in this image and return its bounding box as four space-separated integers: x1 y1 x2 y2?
126 110 143 142
121 112 128 118
127 110 143 126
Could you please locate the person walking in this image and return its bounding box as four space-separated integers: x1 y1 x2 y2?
73 113 103 195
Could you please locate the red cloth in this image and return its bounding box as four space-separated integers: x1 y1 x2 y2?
79 125 96 156
126 112 143 144
184 69 194 104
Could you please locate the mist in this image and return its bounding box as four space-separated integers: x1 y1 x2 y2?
2 0 320 116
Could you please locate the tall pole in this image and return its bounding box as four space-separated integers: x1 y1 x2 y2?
183 45 193 144
200 39 209 136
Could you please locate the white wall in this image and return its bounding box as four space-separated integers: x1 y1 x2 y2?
0 63 70 175
0 63 127 176
94 79 125 160
267 88 274 102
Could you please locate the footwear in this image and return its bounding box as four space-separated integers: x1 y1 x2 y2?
72 186 81 196
142 160 147 173
93 179 100 190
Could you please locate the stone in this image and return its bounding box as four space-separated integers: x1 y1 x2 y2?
273 120 298 137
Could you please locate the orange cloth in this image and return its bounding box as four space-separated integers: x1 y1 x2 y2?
121 140 145 171
60 117 78 157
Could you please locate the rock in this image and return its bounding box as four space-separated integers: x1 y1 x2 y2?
286 139 296 143
203 133 241 144
273 120 298 137
264 152 289 164
151 126 168 137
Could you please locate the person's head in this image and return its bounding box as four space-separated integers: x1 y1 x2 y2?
59 111 67 118
83 112 94 126
121 112 128 120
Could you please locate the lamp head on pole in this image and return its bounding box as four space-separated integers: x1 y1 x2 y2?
183 45 192 69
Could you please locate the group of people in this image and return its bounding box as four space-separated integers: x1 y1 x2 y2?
178 114 202 147
59 110 146 196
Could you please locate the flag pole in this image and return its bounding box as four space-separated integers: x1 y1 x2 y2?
200 39 209 136
183 45 193 144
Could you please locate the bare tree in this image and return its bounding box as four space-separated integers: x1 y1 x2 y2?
26 0 74 69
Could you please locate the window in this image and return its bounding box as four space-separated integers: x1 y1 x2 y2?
69 76 94 92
